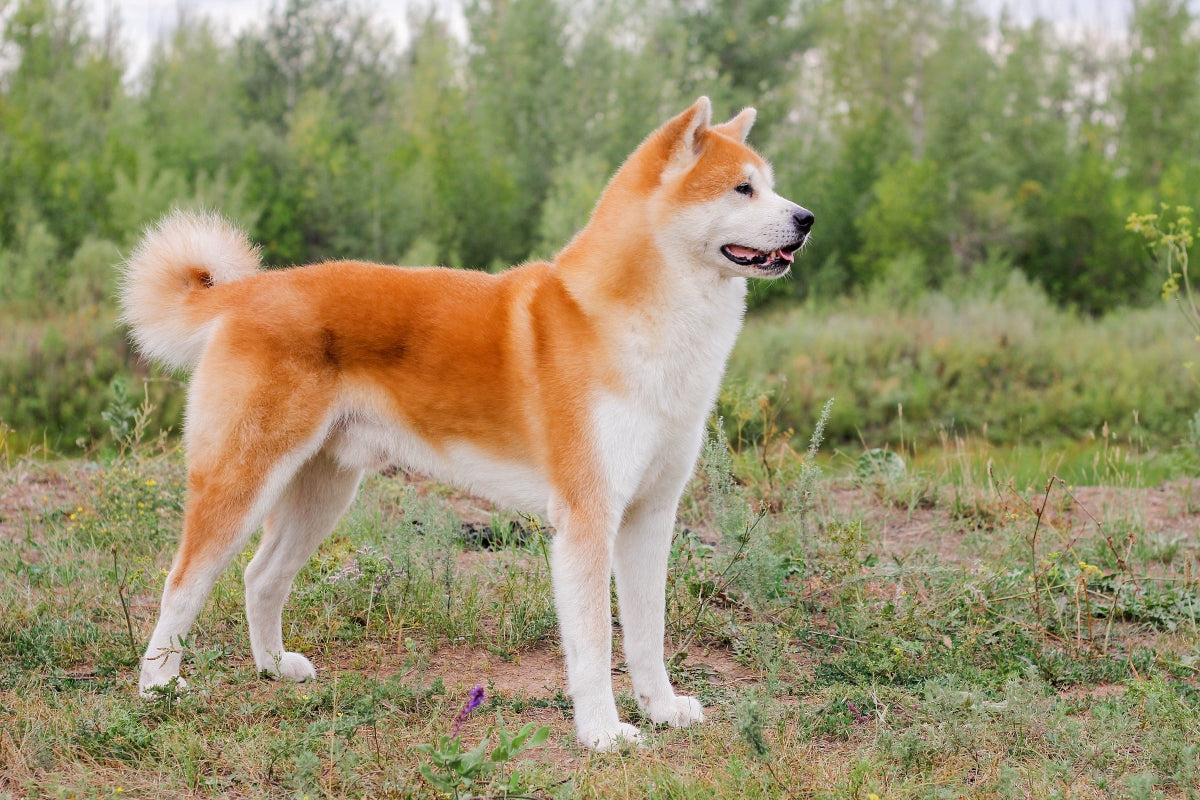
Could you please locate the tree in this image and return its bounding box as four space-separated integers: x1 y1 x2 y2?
232 0 398 264
142 12 244 181
666 0 816 137
234 0 393 133
1020 135 1147 314
1117 0 1200 198
464 0 573 265
0 0 132 256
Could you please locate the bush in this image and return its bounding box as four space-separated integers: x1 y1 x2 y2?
727 273 1200 448
0 309 183 452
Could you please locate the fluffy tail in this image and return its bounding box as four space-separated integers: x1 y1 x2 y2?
119 210 260 371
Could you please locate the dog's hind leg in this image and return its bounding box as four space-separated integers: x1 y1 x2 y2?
244 446 362 682
139 425 329 696
140 471 279 695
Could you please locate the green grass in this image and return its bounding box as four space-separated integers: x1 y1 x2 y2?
2 420 1198 798
726 274 1200 456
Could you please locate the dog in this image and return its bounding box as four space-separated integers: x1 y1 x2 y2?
121 97 813 751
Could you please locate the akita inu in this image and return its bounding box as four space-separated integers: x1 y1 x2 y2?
122 97 813 751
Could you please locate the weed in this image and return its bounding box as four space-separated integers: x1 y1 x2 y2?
110 545 139 663
733 689 769 757
490 553 556 652
1129 205 1196 339
100 377 155 455
415 686 550 798
72 707 155 764
732 689 797 798
731 622 788 687
782 397 834 535
856 448 907 483
667 425 772 656
730 287 1200 452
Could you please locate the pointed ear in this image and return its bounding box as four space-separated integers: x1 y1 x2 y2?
659 96 712 161
713 107 757 143
681 96 712 155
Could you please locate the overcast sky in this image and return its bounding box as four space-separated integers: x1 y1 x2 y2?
83 0 1139 81
85 0 455 79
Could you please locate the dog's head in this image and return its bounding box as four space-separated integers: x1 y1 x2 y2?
639 97 813 280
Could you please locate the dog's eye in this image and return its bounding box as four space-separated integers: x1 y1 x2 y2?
734 183 754 197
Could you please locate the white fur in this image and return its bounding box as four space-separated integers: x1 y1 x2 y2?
140 414 336 694
244 448 362 680
120 209 260 370
655 164 807 281
325 401 552 515
545 122 809 744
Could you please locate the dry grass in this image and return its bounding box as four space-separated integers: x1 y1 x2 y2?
1 438 1198 798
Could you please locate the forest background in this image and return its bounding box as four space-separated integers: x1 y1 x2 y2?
1 0 1199 462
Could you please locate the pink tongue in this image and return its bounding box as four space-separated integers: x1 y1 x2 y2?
726 245 765 260
779 248 795 263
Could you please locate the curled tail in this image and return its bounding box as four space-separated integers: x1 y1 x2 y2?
119 210 261 371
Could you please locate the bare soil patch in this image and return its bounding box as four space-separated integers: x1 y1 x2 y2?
823 478 1200 565
0 459 91 542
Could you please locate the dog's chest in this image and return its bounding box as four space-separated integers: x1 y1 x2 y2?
588 282 746 503
616 282 745 418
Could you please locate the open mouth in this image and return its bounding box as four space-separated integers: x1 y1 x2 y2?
720 239 804 273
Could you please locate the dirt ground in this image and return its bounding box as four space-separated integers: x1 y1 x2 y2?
826 478 1200 565
4 457 1197 715
0 458 94 541
6 456 1197 556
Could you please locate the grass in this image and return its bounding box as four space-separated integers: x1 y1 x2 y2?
726 273 1200 456
2 408 1199 799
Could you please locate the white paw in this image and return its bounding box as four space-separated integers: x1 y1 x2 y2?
644 694 705 728
579 722 643 752
260 651 317 682
139 673 188 698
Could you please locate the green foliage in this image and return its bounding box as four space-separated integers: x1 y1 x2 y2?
1021 142 1149 314
2 0 1191 304
855 449 906 483
856 156 949 289
1129 205 1197 339
1118 0 1200 196
726 277 1200 450
415 721 550 797
73 707 155 764
733 689 770 758
532 153 611 260
0 309 184 453
101 377 146 453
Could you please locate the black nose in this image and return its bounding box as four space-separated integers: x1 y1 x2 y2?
793 208 815 234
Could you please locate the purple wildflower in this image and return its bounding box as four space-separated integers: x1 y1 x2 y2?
451 685 485 737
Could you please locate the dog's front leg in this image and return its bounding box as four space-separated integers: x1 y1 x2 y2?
549 499 640 751
613 496 705 728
